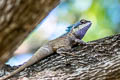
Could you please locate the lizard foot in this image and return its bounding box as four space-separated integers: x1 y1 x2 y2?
75 39 87 45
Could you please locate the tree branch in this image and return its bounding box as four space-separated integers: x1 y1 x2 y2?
2 34 120 80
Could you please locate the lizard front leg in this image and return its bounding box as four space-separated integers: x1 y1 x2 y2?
74 38 87 45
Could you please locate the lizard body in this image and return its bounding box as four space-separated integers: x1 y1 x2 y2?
0 19 92 80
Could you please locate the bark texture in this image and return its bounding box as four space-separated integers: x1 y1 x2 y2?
1 34 120 80
0 0 59 66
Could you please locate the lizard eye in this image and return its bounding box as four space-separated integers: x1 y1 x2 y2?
80 19 86 24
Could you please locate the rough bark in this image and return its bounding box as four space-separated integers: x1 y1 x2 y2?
1 33 120 80
0 0 59 66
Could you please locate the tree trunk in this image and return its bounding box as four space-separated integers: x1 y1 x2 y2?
0 0 59 67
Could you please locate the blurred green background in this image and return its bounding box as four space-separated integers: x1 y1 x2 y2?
7 0 120 66
56 0 120 41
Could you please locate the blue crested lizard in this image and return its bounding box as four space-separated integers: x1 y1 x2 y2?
0 19 92 80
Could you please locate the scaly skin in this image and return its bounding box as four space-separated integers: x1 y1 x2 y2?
0 19 92 80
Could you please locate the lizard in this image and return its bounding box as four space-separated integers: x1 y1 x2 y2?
0 19 92 80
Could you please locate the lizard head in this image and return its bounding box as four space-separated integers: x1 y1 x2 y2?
71 19 92 40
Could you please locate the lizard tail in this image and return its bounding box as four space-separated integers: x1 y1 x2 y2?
0 45 54 80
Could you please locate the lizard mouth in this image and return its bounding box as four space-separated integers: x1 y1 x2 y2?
74 20 92 40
